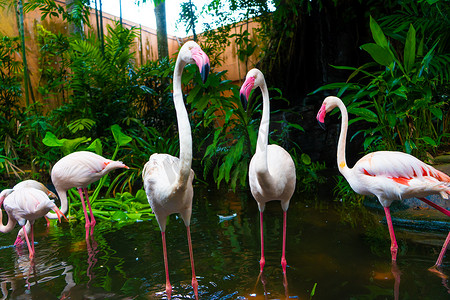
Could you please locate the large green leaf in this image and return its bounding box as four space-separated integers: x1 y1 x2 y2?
348 107 378 123
404 24 416 73
370 16 389 48
111 124 132 147
361 43 394 67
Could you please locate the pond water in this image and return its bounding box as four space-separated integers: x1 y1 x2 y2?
0 186 449 299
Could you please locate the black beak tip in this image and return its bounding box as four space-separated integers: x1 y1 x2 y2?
201 63 210 83
240 94 248 111
318 121 326 130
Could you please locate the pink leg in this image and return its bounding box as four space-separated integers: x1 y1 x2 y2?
419 198 450 266
30 223 35 253
259 211 265 273
45 216 50 227
84 188 96 229
186 226 199 300
78 188 91 228
435 231 450 267
384 206 398 261
161 231 172 299
281 210 288 274
22 225 34 260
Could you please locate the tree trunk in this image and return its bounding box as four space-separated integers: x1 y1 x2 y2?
66 0 83 36
154 1 169 59
15 0 30 106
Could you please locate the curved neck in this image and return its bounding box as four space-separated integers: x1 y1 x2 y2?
46 188 68 219
255 81 270 172
0 209 17 233
173 56 192 187
336 100 349 173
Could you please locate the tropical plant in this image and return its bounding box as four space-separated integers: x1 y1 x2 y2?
312 16 449 159
67 22 140 138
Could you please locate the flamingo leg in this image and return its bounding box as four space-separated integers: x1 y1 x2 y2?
84 188 96 229
45 216 50 227
161 231 172 300
384 206 398 261
418 198 450 266
281 210 288 274
78 188 90 225
22 225 34 260
259 211 265 273
30 223 35 253
186 226 199 300
431 231 450 268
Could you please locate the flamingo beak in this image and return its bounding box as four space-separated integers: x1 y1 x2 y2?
14 235 24 247
47 191 58 199
53 205 68 223
191 47 210 83
317 103 327 130
239 76 255 111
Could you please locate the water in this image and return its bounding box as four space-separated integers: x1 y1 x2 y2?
0 187 449 299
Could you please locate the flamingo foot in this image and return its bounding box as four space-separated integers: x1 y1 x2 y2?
192 277 199 300
390 245 398 262
165 282 172 300
428 265 448 280
259 257 265 273
14 236 24 247
281 257 287 274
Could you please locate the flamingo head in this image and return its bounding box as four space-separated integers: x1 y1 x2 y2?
239 68 265 111
180 41 210 83
317 96 340 130
14 230 25 247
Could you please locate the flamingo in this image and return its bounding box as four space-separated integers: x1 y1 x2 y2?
142 40 209 300
50 151 128 236
0 187 66 259
317 96 450 267
239 68 296 274
8 180 58 247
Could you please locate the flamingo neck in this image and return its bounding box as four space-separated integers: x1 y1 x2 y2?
0 209 17 233
335 99 350 175
255 82 270 172
173 57 192 187
46 188 68 219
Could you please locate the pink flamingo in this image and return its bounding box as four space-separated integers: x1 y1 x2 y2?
142 41 209 300
0 187 66 259
317 96 450 267
50 151 128 235
9 180 58 246
240 68 296 274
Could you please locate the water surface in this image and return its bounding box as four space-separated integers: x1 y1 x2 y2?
0 187 449 299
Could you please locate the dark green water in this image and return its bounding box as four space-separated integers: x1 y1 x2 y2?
0 187 449 299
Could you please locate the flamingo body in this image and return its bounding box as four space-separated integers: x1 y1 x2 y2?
317 96 450 266
249 144 296 211
50 151 128 235
0 187 65 259
143 153 195 231
240 68 296 274
142 41 209 300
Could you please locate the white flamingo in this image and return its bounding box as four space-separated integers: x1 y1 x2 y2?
8 180 58 247
142 40 210 300
239 68 296 274
0 187 66 259
50 151 128 236
317 96 450 267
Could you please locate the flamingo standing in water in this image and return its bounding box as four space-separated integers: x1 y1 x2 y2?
50 151 128 236
0 187 66 259
142 40 209 300
317 96 450 267
7 180 58 247
239 68 296 274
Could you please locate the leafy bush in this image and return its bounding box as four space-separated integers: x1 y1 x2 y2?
313 16 449 159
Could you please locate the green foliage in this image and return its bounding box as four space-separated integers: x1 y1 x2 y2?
333 175 365 207
67 23 140 138
36 25 70 103
313 15 449 159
